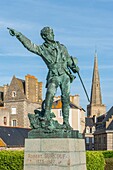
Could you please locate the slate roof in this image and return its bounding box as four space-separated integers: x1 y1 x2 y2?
70 102 83 110
96 114 106 123
95 106 113 132
107 120 113 130
102 106 113 123
16 78 25 94
0 126 30 147
85 117 95 127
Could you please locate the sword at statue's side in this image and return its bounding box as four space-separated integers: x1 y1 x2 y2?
69 56 90 103
77 72 90 103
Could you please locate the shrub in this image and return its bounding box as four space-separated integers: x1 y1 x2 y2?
104 158 113 170
102 151 113 158
0 150 110 170
101 151 113 170
86 151 105 170
0 150 24 170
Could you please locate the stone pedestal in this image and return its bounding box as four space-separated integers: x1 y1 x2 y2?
24 138 86 170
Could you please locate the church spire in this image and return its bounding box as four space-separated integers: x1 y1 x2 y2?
87 52 106 117
90 52 102 105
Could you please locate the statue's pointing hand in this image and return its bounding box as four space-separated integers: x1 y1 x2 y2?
7 27 19 36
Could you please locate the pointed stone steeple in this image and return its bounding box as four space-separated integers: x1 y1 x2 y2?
87 52 106 117
90 53 102 105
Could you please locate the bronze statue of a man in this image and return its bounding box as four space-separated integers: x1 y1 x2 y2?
8 27 79 129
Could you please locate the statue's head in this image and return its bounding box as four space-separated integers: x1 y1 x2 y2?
40 27 54 42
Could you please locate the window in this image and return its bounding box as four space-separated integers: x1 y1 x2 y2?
99 137 101 143
12 120 17 126
86 127 90 133
92 126 95 133
86 137 89 144
12 91 16 97
60 110 62 117
4 117 7 125
94 137 97 144
104 136 106 144
11 108 16 114
90 127 92 133
58 110 63 118
0 92 3 100
92 137 94 144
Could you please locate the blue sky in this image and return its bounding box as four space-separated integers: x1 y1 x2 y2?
0 0 113 111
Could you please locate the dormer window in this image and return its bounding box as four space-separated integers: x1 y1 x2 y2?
92 126 95 133
12 91 16 97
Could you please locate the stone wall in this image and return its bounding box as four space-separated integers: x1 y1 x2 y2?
0 107 9 126
4 100 41 128
5 101 25 127
107 132 113 150
25 75 42 103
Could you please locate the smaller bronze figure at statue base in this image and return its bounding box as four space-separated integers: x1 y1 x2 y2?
28 100 72 131
28 101 82 139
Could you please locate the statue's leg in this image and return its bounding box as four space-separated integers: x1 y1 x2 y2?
44 81 58 119
60 74 72 129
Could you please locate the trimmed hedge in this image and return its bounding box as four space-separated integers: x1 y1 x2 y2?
0 150 24 170
1 150 113 170
86 151 105 170
104 158 113 170
101 151 113 170
102 150 113 158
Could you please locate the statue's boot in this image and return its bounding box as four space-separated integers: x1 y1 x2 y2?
43 110 51 121
63 119 73 130
62 110 73 130
43 93 54 120
61 94 72 130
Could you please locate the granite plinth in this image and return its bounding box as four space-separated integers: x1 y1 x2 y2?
24 138 86 170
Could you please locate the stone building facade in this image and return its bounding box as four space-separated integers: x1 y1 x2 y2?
0 107 9 126
94 107 113 150
85 117 96 150
52 95 85 134
0 74 42 128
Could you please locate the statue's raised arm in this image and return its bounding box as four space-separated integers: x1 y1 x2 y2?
7 27 42 55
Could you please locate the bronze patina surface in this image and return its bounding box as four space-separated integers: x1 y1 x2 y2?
8 27 81 138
